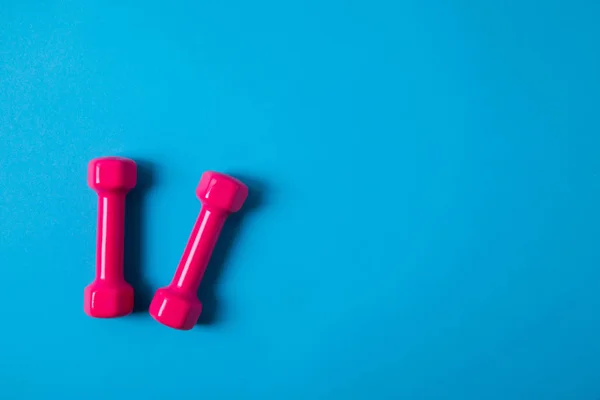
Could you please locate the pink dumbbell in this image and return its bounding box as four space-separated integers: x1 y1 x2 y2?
150 171 248 330
85 157 137 318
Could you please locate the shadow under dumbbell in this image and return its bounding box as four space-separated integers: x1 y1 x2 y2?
196 173 267 325
124 159 155 313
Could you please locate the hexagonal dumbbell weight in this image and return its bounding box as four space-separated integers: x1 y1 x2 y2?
85 157 137 318
149 171 248 330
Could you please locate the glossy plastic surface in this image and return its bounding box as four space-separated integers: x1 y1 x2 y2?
84 157 137 318
149 171 248 330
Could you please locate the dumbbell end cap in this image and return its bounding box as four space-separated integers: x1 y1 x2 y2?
149 287 202 330
196 171 248 213
84 281 134 318
88 157 137 192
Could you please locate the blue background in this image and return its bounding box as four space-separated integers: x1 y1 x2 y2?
1 0 599 398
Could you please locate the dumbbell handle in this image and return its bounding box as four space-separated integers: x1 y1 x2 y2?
95 192 127 283
170 206 227 293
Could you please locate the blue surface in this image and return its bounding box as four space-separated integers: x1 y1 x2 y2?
1 1 599 398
